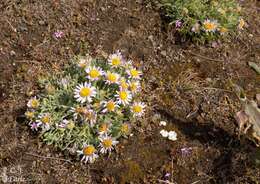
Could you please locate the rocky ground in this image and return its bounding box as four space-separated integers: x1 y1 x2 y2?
0 0 260 183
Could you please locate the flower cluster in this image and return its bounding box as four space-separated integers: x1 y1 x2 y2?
161 0 244 42
159 120 178 141
25 51 145 163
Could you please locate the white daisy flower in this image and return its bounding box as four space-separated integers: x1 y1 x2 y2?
77 55 91 69
119 78 129 90
127 67 142 79
125 60 133 69
77 144 99 164
77 58 88 69
85 66 104 81
160 129 169 137
128 81 141 93
98 123 111 135
74 82 96 103
36 113 51 131
25 111 35 119
120 123 131 135
131 102 146 117
191 22 200 33
102 100 119 113
27 97 39 109
83 109 97 127
70 106 87 120
108 51 123 67
115 90 132 105
105 71 120 85
203 19 218 33
60 77 70 88
99 135 118 154
168 131 177 141
58 119 75 129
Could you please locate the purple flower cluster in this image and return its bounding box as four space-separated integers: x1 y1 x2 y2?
180 147 192 157
53 30 64 39
175 20 182 28
30 122 40 131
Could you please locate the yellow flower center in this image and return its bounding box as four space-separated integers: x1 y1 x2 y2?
120 80 128 90
107 73 117 83
25 111 34 119
130 69 139 77
31 99 39 108
83 145 96 155
106 101 115 111
133 105 142 113
89 69 100 79
67 121 75 129
102 139 112 148
41 116 50 124
204 22 216 31
130 82 137 91
80 87 91 97
111 57 121 66
121 124 129 134
75 107 86 114
99 123 108 133
119 91 128 101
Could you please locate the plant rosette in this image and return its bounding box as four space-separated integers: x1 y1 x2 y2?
161 0 244 42
25 51 146 164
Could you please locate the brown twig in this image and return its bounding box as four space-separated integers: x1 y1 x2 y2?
5 18 17 32
25 152 73 164
184 50 224 62
158 179 176 184
15 60 41 65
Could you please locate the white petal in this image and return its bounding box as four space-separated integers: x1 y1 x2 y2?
160 129 169 137
159 121 167 126
168 131 177 141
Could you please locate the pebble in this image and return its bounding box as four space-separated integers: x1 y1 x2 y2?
159 121 167 126
39 20 45 25
161 50 167 57
10 50 16 56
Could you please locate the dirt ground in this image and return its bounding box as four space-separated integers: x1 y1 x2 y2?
0 0 260 183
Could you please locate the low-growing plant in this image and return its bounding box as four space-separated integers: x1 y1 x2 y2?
25 51 145 163
160 0 245 42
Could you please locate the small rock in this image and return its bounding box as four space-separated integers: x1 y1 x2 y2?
39 20 45 25
19 26 28 32
32 161 37 167
161 50 167 57
206 78 212 82
10 50 16 56
148 35 153 41
159 121 167 126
